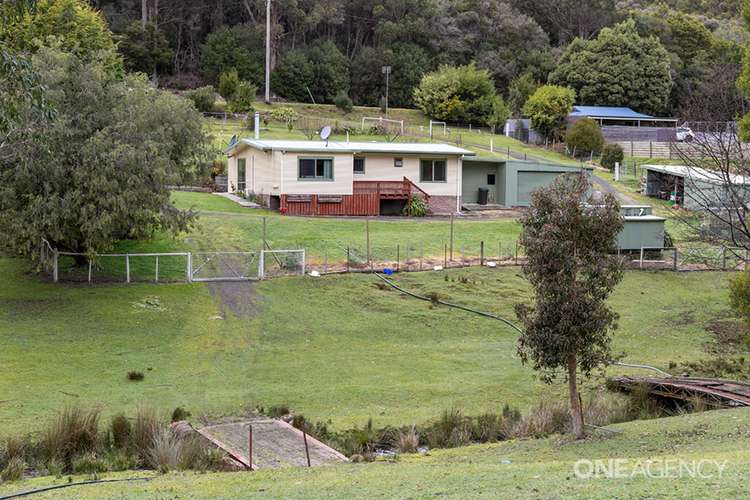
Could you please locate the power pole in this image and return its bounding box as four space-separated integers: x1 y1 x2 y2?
264 0 271 104
382 66 391 117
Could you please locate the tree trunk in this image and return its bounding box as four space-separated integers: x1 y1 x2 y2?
141 0 148 27
567 355 585 439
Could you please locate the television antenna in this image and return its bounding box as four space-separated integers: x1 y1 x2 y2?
320 125 332 146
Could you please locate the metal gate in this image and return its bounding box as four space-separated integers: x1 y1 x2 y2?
190 252 260 282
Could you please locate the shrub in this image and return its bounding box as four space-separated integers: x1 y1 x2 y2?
566 118 604 157
413 63 501 125
423 408 473 449
601 144 624 171
131 409 160 464
510 401 570 438
105 450 137 472
218 69 240 100
334 92 353 113
403 195 428 217
393 426 419 453
146 428 181 473
171 407 191 422
185 86 215 113
3 437 26 462
730 271 750 327
110 413 132 450
41 407 100 468
1 457 24 482
270 107 299 131
522 85 576 141
72 452 109 474
177 437 224 471
127 371 144 381
228 81 257 113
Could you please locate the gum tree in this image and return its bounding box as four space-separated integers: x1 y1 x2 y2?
515 173 624 439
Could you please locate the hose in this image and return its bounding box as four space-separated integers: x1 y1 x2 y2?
375 273 674 379
0 477 153 499
374 272 525 335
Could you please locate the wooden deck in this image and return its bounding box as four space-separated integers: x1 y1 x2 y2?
280 177 429 216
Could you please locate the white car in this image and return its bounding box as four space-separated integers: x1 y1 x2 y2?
675 125 695 142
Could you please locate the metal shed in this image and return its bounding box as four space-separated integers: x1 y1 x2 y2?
641 164 750 211
462 158 592 207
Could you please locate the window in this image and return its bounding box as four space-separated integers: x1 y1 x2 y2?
487 173 496 185
354 157 365 175
237 158 246 192
420 159 447 182
394 157 403 168
298 157 333 180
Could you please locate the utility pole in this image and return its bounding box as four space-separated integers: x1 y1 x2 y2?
382 66 391 117
264 0 271 104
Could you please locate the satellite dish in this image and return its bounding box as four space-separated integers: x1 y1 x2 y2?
320 125 332 143
228 134 238 148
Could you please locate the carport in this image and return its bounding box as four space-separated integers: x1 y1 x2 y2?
642 164 750 211
462 158 591 208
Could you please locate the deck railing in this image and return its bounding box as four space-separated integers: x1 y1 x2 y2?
353 177 430 201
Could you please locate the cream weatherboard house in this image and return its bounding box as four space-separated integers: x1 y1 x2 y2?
226 139 474 215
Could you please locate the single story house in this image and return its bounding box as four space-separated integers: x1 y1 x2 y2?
569 106 677 128
226 139 597 215
461 157 592 207
641 164 750 211
226 139 474 215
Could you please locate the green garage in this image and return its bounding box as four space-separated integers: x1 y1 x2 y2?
462 157 592 207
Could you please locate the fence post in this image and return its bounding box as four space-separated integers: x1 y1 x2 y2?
396 244 400 272
303 429 311 467
53 250 58 283
480 241 484 266
673 248 678 271
88 259 92 284
514 241 518 265
248 424 253 471
186 253 193 283
323 248 328 274
155 255 159 283
490 138 494 153
460 245 465 267
346 246 350 273
366 218 371 269
125 254 130 283
507 147 510 159
649 141 653 158
444 244 448 268
420 244 423 271
449 213 454 262
640 247 645 269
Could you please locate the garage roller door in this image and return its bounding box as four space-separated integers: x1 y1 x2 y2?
516 171 559 206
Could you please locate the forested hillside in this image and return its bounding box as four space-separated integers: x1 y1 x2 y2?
41 1 750 120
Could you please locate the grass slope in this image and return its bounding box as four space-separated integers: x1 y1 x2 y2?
0 259 735 438
3 407 749 498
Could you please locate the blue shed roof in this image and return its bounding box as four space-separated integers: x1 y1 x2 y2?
570 106 655 119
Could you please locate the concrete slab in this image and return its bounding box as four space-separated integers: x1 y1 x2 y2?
198 418 348 470
213 192 261 208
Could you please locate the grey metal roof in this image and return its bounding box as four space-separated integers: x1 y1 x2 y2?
228 139 475 156
570 106 677 122
641 164 749 185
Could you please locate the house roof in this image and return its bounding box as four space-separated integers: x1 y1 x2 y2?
228 139 475 156
642 164 749 186
570 106 676 122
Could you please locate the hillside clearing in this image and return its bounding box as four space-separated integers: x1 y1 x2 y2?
0 258 737 437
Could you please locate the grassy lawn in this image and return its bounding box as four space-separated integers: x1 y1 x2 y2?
109 191 524 269
0 256 737 438
3 406 750 498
